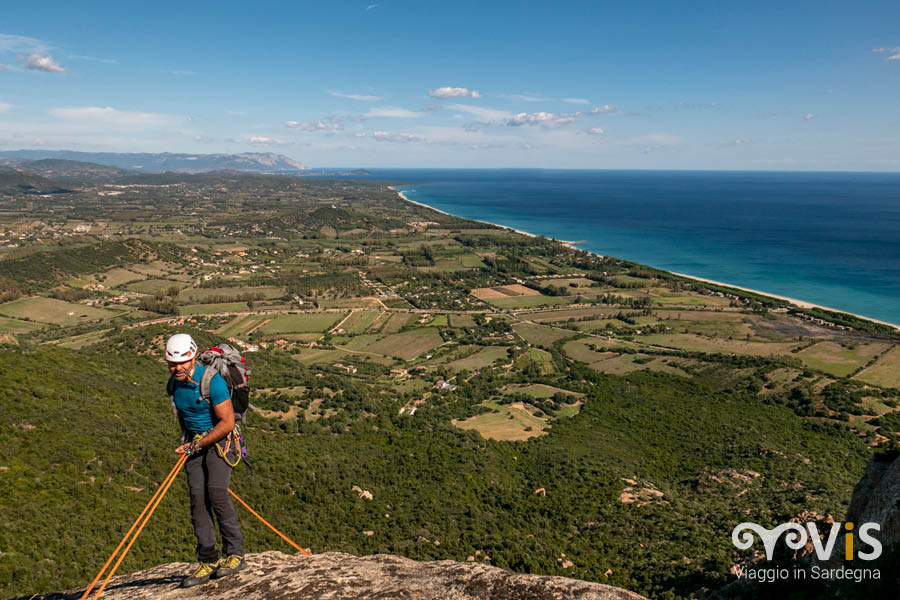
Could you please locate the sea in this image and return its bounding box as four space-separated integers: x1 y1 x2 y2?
327 169 900 326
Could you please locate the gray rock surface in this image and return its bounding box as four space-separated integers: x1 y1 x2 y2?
24 551 647 600
815 451 900 567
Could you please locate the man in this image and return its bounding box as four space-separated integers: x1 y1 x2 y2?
165 333 245 588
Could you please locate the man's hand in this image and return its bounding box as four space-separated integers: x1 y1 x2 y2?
175 440 201 455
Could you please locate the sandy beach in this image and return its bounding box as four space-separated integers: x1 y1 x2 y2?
392 187 900 331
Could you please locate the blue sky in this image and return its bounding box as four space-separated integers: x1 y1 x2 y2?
1 0 899 170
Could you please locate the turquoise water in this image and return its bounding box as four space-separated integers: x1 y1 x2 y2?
363 169 900 326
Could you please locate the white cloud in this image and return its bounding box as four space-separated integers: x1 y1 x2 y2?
285 119 343 131
498 92 547 102
586 127 604 135
0 102 11 113
367 3 378 9
719 138 751 147
247 136 286 145
0 34 49 53
49 106 175 128
428 87 481 99
562 98 589 105
166 70 197 76
804 113 816 120
873 47 900 60
354 132 367 137
365 107 422 118
372 130 423 143
507 112 576 128
329 90 382 101
589 105 618 114
25 53 66 72
70 54 117 64
445 103 513 123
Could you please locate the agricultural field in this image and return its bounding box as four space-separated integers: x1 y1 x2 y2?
854 345 900 388
447 346 510 370
381 312 415 333
526 307 623 322
0 315 44 333
318 298 384 309
360 327 444 360
0 297 121 326
486 294 572 309
128 261 186 278
178 285 285 303
259 312 346 334
651 293 733 307
292 348 350 365
639 332 800 356
340 310 383 334
93 267 147 288
180 302 248 315
502 383 583 399
126 279 191 295
470 284 540 300
516 347 556 374
453 401 548 441
795 341 890 378
511 321 576 346
449 314 476 328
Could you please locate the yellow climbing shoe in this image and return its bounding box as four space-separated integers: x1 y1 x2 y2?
181 561 217 588
213 554 245 578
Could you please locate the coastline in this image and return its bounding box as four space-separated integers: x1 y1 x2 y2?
392 187 900 331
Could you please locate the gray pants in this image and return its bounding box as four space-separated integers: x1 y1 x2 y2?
184 444 243 562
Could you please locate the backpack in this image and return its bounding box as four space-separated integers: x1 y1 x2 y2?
167 343 253 467
167 343 252 419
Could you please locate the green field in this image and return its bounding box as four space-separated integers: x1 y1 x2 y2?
340 310 382 334
528 307 622 322
796 341 890 378
486 295 572 309
449 314 476 328
95 268 147 288
854 345 900 388
179 286 285 303
0 297 120 326
259 313 346 334
502 383 583 399
381 312 414 333
362 328 444 360
453 401 548 441
179 302 248 315
125 279 191 295
516 347 556 374
0 315 44 333
447 346 510 370
511 322 576 346
292 348 349 365
640 333 799 356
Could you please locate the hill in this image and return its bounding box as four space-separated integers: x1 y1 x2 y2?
0 151 307 174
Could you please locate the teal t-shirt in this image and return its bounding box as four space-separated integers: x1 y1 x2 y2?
171 365 230 434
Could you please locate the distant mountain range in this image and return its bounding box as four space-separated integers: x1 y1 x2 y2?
0 150 308 174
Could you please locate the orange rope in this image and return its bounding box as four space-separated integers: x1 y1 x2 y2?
91 454 188 599
80 454 187 600
229 489 310 555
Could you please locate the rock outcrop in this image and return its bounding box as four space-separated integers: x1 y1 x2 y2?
22 551 647 600
816 450 900 568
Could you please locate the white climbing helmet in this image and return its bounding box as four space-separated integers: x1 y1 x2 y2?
165 333 198 362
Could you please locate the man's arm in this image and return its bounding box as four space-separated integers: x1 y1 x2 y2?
175 399 235 454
